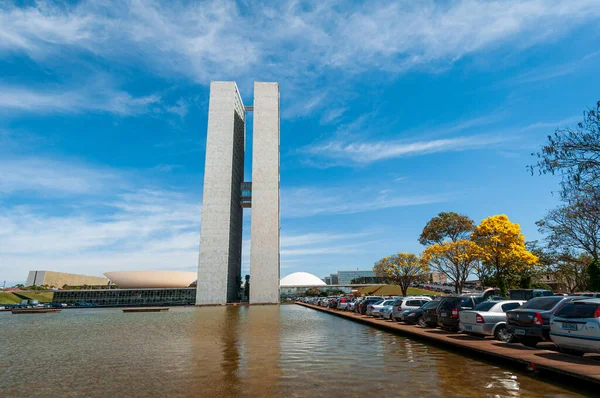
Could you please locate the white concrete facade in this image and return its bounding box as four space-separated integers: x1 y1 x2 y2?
196 82 245 305
250 82 280 304
196 81 279 305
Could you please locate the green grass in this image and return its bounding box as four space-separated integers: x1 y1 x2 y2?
0 292 22 305
356 285 448 297
12 292 54 303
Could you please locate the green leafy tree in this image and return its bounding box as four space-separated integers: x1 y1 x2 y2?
419 212 475 245
588 260 600 291
374 253 429 297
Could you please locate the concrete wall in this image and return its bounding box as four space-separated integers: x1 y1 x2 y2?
197 82 245 305
250 82 280 304
26 270 108 287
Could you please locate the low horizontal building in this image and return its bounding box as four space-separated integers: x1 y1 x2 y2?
26 271 108 288
53 288 196 307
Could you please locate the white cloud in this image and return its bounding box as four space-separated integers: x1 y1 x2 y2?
304 134 507 165
0 156 202 283
282 186 450 218
1 0 599 118
0 157 122 195
0 82 161 116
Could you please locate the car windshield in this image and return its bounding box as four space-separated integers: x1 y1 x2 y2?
473 302 496 312
555 302 600 319
520 297 562 310
382 300 395 306
373 300 383 305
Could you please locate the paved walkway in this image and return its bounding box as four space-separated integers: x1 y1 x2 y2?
297 302 600 386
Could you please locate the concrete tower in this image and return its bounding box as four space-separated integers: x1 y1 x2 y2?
249 82 280 304
196 81 280 305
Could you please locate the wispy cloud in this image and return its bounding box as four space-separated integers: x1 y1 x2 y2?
0 157 122 195
1 0 599 118
0 156 202 283
282 186 450 218
0 82 161 116
304 134 507 165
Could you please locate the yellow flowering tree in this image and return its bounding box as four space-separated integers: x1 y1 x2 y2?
471 214 539 294
421 239 482 293
373 253 429 297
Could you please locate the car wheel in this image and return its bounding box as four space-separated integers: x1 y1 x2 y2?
417 317 426 327
559 347 585 357
522 337 539 348
494 326 513 343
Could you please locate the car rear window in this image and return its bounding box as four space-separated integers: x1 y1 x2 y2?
501 303 521 312
473 302 496 312
422 301 438 309
520 297 562 310
460 298 475 308
555 302 600 318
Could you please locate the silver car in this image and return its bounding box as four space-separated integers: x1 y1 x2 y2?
459 300 525 341
391 297 431 321
368 299 396 317
550 298 600 356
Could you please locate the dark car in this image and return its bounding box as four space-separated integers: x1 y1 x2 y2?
506 296 583 348
328 298 339 309
437 295 486 331
359 298 384 315
422 300 443 327
404 300 441 326
509 289 553 300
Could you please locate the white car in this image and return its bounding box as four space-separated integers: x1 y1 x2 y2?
550 298 600 356
391 296 432 321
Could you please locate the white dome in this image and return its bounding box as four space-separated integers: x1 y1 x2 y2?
280 272 327 287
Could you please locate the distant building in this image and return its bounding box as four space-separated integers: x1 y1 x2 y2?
26 271 108 288
337 270 376 285
430 273 447 284
323 276 332 285
330 273 339 285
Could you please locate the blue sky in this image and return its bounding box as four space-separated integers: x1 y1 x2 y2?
1 0 600 286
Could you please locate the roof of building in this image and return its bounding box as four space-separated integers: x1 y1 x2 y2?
280 272 327 287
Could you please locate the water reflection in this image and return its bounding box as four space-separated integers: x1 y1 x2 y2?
0 306 588 398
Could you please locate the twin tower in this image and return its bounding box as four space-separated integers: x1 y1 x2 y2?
196 82 280 305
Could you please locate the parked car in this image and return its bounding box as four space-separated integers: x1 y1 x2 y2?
509 289 554 300
359 297 383 315
402 300 441 326
347 299 358 311
550 298 600 356
379 299 399 319
368 299 396 317
459 300 525 341
569 292 600 298
337 297 353 310
422 300 443 327
506 296 584 347
437 295 487 331
391 297 432 321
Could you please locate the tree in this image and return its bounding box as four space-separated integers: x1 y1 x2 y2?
419 212 476 246
421 240 481 293
588 260 600 291
471 215 539 294
551 250 591 293
536 198 600 261
530 100 600 199
305 287 321 297
373 253 429 297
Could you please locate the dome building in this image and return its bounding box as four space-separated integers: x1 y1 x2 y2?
280 272 327 287
279 271 351 298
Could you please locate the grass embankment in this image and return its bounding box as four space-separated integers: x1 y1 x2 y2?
13 292 54 303
0 292 22 305
0 291 54 304
356 285 444 297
